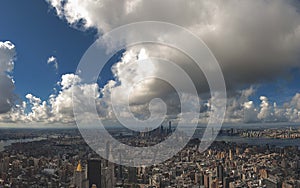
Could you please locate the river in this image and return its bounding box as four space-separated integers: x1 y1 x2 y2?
0 137 46 152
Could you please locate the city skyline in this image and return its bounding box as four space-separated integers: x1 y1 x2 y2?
0 126 299 187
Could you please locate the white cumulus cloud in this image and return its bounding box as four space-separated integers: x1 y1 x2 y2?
0 41 16 114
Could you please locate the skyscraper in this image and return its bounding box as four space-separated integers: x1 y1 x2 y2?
105 141 110 167
217 164 224 185
229 149 233 160
88 159 101 188
102 162 115 188
117 152 123 181
204 173 210 188
72 161 88 188
128 167 137 184
73 161 84 188
128 161 137 185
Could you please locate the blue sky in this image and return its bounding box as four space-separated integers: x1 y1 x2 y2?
0 0 299 125
0 0 97 101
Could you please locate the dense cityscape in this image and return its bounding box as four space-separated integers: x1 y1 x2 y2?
0 125 299 188
1 0 300 188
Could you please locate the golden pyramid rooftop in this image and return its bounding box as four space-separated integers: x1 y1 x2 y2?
76 161 82 172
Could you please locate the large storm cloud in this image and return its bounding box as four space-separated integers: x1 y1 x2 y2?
43 0 300 123
47 0 300 88
3 1 300 124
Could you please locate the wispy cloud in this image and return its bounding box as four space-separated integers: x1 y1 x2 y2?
47 56 58 71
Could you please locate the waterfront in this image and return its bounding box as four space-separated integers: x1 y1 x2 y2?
0 124 299 153
216 136 300 148
0 137 46 152
191 124 300 148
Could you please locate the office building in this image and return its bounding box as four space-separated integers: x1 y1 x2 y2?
88 159 102 188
